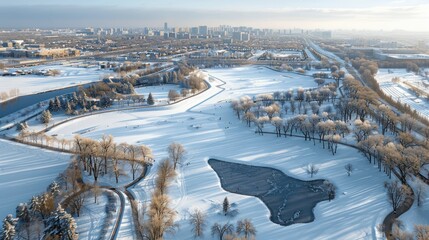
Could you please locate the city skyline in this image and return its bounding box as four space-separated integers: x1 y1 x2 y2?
0 0 428 31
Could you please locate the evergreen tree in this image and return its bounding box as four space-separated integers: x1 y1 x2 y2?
43 205 78 240
16 203 31 240
1 214 17 240
55 96 62 111
41 110 52 127
147 93 155 105
65 101 73 115
48 100 56 112
223 197 230 216
48 181 60 197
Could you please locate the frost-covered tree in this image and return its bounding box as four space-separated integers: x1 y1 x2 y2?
236 219 256 239
43 205 78 240
189 209 206 238
211 222 234 240
324 180 336 201
306 163 319 178
30 193 55 224
41 110 52 127
415 178 426 207
345 163 353 176
168 142 186 170
69 192 85 217
1 214 17 240
48 181 61 197
415 225 429 240
384 180 410 212
155 158 176 196
144 194 177 239
100 134 114 174
16 203 31 240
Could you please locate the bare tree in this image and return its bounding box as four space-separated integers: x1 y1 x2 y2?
324 180 336 201
236 219 256 239
93 184 101 203
144 194 177 239
306 163 319 178
189 209 206 238
128 145 142 180
345 163 353 176
415 178 426 207
168 142 186 170
70 192 86 217
384 180 410 212
211 223 234 240
99 134 114 174
415 225 429 240
155 158 176 195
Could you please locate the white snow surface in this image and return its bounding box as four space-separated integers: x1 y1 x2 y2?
75 190 119 240
44 66 402 239
0 63 111 97
0 139 71 218
134 84 183 105
375 69 429 119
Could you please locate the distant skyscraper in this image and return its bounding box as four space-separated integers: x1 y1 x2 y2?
199 26 208 36
164 22 168 32
190 27 199 35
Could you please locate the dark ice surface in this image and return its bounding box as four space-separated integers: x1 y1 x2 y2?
208 158 331 226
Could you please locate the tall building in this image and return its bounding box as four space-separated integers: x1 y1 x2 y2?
232 32 243 41
164 22 168 32
199 26 208 36
190 27 199 35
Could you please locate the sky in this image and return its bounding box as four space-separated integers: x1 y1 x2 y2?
0 0 428 31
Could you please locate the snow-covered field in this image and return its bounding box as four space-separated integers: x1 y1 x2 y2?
134 84 183 105
0 139 71 219
76 190 119 240
0 63 111 98
375 69 429 119
43 66 405 239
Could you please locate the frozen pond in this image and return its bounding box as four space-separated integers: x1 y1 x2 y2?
209 158 331 226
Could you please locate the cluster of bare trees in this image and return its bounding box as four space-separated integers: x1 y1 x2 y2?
18 131 73 150
0 88 19 101
211 219 256 240
74 135 152 182
232 90 348 155
337 74 429 184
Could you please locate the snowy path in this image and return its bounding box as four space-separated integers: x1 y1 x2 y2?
115 191 136 239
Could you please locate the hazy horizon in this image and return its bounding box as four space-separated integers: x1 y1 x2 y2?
0 0 428 32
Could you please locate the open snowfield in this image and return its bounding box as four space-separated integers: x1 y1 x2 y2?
42 66 405 239
375 69 429 119
76 190 119 240
0 139 71 219
0 63 111 98
134 84 183 105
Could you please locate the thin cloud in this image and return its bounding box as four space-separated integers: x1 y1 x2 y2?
0 4 427 31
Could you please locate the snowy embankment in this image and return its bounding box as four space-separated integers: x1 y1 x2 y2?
45 66 399 239
0 139 71 218
0 64 111 99
375 69 429 119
